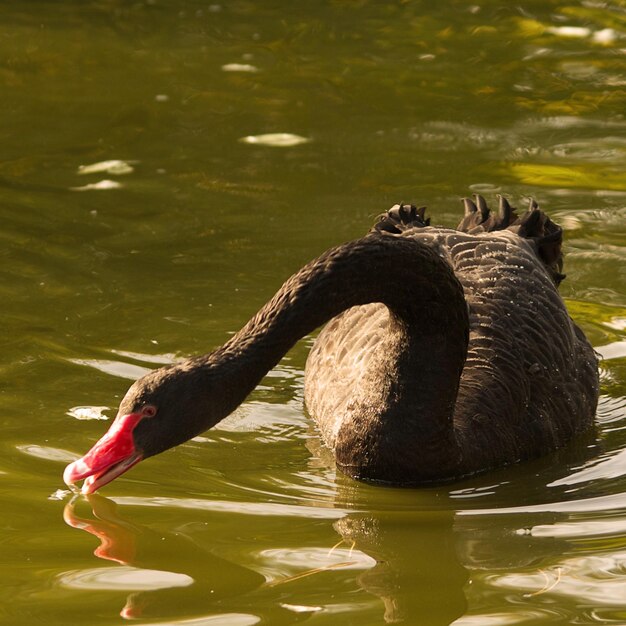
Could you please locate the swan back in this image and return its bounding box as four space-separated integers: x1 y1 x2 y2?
304 196 598 482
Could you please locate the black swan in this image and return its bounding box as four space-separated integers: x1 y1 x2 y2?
64 196 599 493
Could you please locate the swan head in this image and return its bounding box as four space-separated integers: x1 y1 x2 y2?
63 362 225 493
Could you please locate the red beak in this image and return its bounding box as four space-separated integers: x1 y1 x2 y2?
63 413 144 494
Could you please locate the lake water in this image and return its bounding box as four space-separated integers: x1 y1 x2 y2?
1 1 625 624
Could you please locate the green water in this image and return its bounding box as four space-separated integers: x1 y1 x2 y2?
1 1 625 624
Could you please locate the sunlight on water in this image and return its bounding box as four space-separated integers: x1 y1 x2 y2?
77 160 136 176
16 444 78 463
454 611 551 625
547 447 626 485
69 358 152 380
460 492 626 516
57 566 194 591
113 496 351 520
70 179 123 191
66 406 110 421
527 517 626 538
239 133 311 147
136 615 261 626
493 552 626 606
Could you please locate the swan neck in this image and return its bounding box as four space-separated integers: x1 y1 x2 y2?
211 234 469 460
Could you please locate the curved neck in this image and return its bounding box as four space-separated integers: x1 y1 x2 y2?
202 234 469 479
227 234 467 353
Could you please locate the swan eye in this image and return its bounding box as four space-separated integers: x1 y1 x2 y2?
141 405 157 418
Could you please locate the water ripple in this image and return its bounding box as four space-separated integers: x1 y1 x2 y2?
112 496 352 519
57 566 193 591
492 551 626 607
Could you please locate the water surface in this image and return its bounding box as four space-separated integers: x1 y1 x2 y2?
1 1 625 624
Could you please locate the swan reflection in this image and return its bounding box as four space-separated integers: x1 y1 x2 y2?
62 495 264 620
63 493 468 624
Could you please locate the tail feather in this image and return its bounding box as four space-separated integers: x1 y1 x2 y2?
371 194 565 286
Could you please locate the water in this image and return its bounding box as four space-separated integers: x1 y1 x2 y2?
1 1 625 624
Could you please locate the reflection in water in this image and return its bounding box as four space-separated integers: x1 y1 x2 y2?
334 511 468 624
64 496 139 564
62 443 626 625
454 511 626 624
62 388 626 624
64 494 469 624
63 496 264 620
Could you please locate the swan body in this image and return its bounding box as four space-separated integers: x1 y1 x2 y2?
64 196 599 492
306 203 598 483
